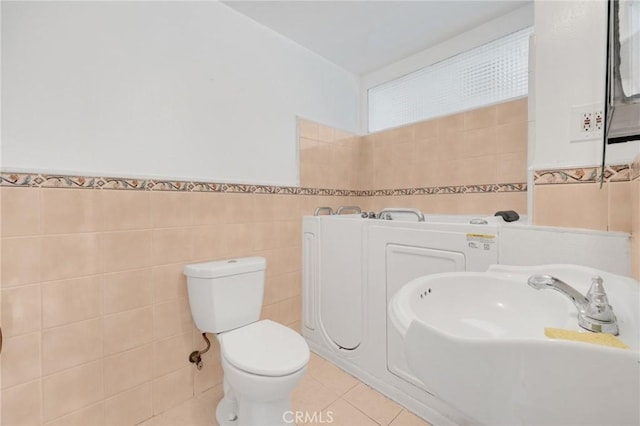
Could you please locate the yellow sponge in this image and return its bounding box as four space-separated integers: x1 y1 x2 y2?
544 328 629 350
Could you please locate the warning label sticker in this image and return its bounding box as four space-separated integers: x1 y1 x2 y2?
466 233 496 250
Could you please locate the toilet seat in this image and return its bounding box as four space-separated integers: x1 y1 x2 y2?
220 319 309 377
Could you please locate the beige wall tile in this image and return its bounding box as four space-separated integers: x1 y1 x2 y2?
534 184 609 231
2 284 41 337
103 344 154 397
465 105 497 130
100 190 150 231
491 192 529 215
631 180 640 233
102 230 152 273
103 306 154 356
152 366 194 415
608 182 632 232
1 237 41 287
251 221 299 252
412 138 438 169
153 298 193 340
496 152 528 183
190 192 228 225
254 194 300 222
193 337 223 395
437 112 465 135
104 268 154 314
462 127 497 158
150 192 192 228
152 263 188 303
42 319 103 376
221 193 255 224
496 97 528 125
191 225 227 262
1 187 40 237
1 332 41 389
317 124 335 143
44 402 105 426
153 332 193 378
2 380 42 426
104 383 153 426
211 223 252 259
457 156 498 186
433 132 464 163
413 119 438 140
495 121 528 154
42 360 103 422
42 276 102 328
632 235 639 280
452 194 492 215
376 126 414 146
264 271 300 305
299 119 319 140
151 228 193 265
42 189 101 234
260 295 302 328
260 246 302 278
42 233 101 281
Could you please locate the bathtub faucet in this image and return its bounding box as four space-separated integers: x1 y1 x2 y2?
527 275 619 335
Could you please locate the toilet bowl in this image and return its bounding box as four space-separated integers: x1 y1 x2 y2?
217 319 309 426
184 257 310 426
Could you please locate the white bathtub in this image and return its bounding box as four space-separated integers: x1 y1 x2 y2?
302 212 631 425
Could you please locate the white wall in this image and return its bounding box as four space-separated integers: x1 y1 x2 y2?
360 3 534 134
533 0 639 169
1 1 359 186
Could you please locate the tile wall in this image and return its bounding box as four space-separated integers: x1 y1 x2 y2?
0 186 354 425
533 165 633 233
532 160 639 279
632 156 640 279
300 98 529 216
3 97 635 425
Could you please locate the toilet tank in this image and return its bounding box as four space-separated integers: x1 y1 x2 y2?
184 257 266 333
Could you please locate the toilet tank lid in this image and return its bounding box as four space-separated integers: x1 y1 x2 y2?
184 257 266 278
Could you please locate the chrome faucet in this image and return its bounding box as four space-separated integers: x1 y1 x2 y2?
527 275 619 335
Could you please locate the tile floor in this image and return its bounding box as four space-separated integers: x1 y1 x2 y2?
138 352 432 426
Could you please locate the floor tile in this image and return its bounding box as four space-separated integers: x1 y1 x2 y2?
344 383 403 425
307 356 359 396
390 409 433 426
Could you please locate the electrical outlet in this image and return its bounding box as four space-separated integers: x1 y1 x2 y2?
571 103 604 142
594 110 604 131
582 112 593 132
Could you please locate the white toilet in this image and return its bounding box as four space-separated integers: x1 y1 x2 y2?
184 257 309 426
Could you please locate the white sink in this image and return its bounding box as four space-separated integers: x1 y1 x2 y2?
389 264 640 426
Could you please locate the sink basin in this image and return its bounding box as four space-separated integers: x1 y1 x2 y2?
389 264 640 426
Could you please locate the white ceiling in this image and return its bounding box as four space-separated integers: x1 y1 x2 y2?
223 0 531 75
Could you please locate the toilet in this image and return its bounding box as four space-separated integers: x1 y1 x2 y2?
184 257 309 426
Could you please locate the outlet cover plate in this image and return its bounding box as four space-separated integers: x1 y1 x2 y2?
571 103 604 142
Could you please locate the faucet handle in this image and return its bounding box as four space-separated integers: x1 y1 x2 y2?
585 276 615 322
587 276 604 296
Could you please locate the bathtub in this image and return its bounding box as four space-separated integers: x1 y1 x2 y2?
302 211 631 425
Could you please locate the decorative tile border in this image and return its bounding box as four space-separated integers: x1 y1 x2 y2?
1 171 527 196
534 164 631 185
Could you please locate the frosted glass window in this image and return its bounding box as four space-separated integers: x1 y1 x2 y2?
368 27 533 132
